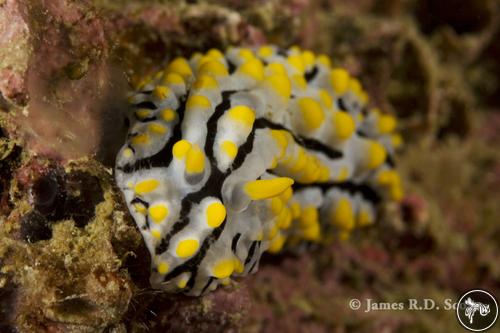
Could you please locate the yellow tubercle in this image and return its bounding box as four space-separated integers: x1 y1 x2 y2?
198 60 228 77
149 204 169 223
270 197 284 215
234 258 245 274
176 239 200 258
151 229 161 240
292 74 307 90
298 97 325 131
212 258 235 279
318 89 333 108
266 223 279 240
301 50 316 69
391 134 403 148
349 78 362 96
221 140 238 159
288 148 307 173
244 177 294 200
280 187 293 202
317 54 331 67
166 57 193 78
238 48 255 62
287 54 305 73
157 262 170 275
186 94 212 109
258 45 274 58
301 222 320 241
337 166 350 182
134 179 160 195
331 198 354 231
186 144 205 174
177 278 188 289
161 108 176 121
207 48 224 59
238 58 265 81
318 166 330 182
332 111 355 140
192 74 219 90
264 74 292 101
122 148 133 158
265 62 287 76
268 233 286 253
277 208 292 229
366 141 387 169
290 202 301 218
270 130 289 158
153 86 171 100
131 133 150 145
330 68 350 95
377 169 396 186
135 109 151 119
299 206 318 228
162 72 185 86
148 123 167 135
206 202 226 228
133 203 146 214
357 209 373 227
228 105 255 127
377 114 397 134
173 139 192 159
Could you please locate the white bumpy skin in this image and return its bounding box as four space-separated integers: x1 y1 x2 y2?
115 45 403 296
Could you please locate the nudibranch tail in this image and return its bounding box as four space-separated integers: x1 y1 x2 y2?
115 45 403 296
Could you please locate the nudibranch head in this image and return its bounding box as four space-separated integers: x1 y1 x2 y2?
115 46 402 295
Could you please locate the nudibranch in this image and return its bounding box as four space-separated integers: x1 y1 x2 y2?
115 46 403 296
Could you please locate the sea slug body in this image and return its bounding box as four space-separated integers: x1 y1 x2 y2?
115 45 403 296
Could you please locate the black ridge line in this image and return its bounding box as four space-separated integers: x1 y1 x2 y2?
338 98 348 112
134 101 157 109
200 277 215 294
248 257 258 274
143 215 150 230
130 197 149 207
244 241 259 266
231 233 241 253
135 115 157 123
227 60 236 74
277 48 288 57
253 118 343 160
293 181 381 204
385 154 395 167
304 65 319 82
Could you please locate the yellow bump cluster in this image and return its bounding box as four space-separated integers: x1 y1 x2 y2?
116 45 405 296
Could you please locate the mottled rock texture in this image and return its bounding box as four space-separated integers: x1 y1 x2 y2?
1 0 499 332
